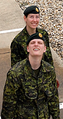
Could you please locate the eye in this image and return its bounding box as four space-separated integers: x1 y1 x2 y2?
36 15 40 19
38 41 43 44
30 41 35 44
30 15 34 18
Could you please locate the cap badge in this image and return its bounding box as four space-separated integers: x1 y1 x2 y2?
36 8 39 12
39 33 42 38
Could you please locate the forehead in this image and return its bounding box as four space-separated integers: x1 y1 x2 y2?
30 39 43 43
27 13 40 17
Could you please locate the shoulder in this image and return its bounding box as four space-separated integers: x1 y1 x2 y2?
37 27 48 35
7 59 27 77
41 60 56 80
11 27 27 44
42 60 55 72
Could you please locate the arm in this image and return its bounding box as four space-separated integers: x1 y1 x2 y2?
47 70 60 119
1 70 19 119
42 29 60 86
11 40 27 67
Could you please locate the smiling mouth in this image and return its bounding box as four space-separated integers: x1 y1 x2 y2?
32 23 37 25
33 48 39 51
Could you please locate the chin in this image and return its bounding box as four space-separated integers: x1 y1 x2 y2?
33 54 41 56
31 25 38 29
31 26 37 29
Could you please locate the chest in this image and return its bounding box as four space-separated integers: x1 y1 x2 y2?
19 71 52 100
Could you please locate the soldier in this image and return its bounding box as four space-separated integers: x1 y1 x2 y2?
11 5 53 67
1 32 60 119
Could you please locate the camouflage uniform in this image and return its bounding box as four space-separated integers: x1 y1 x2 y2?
1 59 60 119
11 27 53 67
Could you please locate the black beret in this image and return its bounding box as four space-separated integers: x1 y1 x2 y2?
27 32 46 45
24 5 40 17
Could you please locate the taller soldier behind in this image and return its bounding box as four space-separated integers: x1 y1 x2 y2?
11 5 53 67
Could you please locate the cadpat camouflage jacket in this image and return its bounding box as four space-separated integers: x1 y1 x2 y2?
11 27 54 67
1 59 60 119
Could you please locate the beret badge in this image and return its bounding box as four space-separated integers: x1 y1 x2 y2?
39 33 42 38
35 7 39 12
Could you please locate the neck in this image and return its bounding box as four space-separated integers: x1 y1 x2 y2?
29 55 42 70
26 26 36 35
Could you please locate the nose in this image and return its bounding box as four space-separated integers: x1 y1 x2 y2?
34 42 38 46
33 17 36 21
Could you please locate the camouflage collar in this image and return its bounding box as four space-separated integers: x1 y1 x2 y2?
24 59 52 78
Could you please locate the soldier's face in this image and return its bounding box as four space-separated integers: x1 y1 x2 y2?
27 39 46 57
24 14 40 29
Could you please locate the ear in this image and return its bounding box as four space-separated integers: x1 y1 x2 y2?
27 45 29 52
24 15 27 22
44 46 46 53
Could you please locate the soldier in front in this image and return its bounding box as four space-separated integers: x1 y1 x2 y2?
1 32 60 119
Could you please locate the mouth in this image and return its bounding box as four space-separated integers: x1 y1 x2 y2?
32 23 37 26
33 48 39 51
